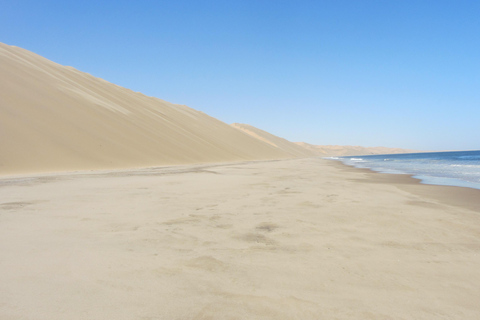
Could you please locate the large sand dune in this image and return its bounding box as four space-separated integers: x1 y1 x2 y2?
0 42 420 176
0 43 295 175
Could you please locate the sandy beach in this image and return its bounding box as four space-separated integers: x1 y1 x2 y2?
1 158 479 319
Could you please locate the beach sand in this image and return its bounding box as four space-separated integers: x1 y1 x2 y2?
1 158 479 319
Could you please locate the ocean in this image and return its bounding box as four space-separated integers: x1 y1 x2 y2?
331 150 480 190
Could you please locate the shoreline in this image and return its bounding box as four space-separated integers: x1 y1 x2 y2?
330 159 480 213
1 157 480 319
330 150 480 192
0 158 287 182
2 156 479 215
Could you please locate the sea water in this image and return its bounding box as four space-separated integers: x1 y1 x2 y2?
331 150 480 190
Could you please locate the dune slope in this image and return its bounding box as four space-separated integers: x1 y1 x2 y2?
0 43 292 175
231 123 316 157
230 123 417 157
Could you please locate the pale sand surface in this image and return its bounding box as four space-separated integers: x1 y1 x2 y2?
1 158 480 319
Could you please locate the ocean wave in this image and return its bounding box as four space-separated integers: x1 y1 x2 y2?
456 155 480 160
450 164 480 168
333 150 480 190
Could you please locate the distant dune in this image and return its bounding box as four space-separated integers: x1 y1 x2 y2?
0 43 298 175
295 142 419 157
230 124 418 157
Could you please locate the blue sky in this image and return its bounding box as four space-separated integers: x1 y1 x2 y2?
1 0 479 150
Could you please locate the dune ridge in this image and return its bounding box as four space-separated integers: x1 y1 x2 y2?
0 43 297 175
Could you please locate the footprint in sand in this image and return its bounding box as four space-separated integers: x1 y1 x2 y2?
255 222 279 232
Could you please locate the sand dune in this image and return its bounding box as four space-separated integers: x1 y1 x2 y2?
0 42 419 176
0 43 294 175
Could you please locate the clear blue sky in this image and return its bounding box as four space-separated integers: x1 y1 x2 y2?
2 0 479 150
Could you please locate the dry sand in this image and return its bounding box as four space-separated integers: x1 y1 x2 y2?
1 158 479 319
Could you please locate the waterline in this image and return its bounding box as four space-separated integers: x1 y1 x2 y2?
330 150 480 190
